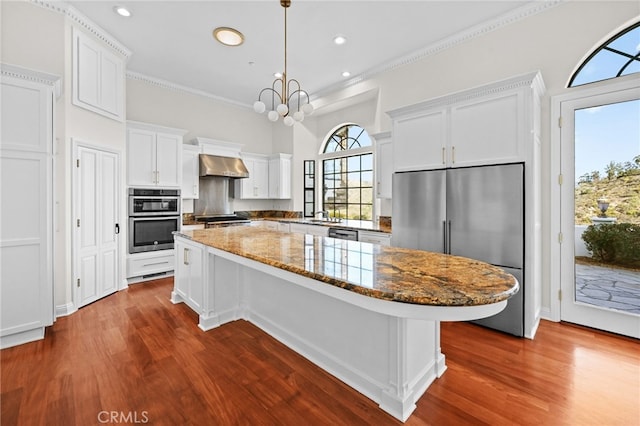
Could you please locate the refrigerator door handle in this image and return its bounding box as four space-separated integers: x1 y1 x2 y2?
448 220 452 254
443 220 447 253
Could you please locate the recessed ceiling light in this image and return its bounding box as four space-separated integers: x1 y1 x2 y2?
342 71 351 78
274 72 283 78
333 35 347 45
213 27 244 47
114 6 131 17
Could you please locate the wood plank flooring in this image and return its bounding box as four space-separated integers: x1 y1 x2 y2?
2 278 638 425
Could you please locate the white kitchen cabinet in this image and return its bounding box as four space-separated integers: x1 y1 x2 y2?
289 223 328 236
373 132 393 199
358 231 391 246
72 28 125 122
1 66 58 348
127 250 175 281
174 239 204 313
127 121 187 188
277 222 291 232
388 72 542 171
236 153 269 199
392 108 447 171
269 153 292 199
182 144 201 199
261 220 280 230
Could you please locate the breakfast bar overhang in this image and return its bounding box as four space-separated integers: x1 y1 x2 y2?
171 227 518 422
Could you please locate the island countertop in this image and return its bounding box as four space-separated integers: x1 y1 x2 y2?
174 226 518 306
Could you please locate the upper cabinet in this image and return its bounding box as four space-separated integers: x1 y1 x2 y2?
234 152 292 200
236 153 270 199
392 109 447 171
72 28 125 122
127 121 187 188
372 132 392 199
268 153 292 199
388 72 544 171
182 144 201 199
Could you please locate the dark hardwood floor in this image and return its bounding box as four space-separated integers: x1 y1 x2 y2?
2 278 638 425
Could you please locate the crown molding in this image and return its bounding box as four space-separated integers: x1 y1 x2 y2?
126 71 251 109
30 0 132 59
1 62 62 98
314 0 563 100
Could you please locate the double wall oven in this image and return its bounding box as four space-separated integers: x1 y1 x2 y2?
128 188 180 254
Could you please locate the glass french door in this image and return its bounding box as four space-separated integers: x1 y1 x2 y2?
560 83 640 338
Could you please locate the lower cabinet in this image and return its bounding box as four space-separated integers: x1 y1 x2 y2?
261 220 280 230
358 231 392 246
289 223 328 236
174 239 204 312
127 250 175 282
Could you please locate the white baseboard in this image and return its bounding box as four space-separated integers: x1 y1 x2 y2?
0 327 44 349
55 302 77 318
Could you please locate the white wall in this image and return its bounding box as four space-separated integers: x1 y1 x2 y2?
126 78 273 152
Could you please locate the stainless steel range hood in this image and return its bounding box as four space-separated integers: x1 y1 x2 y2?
199 154 249 178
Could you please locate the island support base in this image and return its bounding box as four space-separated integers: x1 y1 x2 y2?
172 247 447 422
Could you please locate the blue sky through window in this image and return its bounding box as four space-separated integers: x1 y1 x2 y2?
574 99 640 182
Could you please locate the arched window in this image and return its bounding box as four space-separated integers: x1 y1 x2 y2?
569 21 640 87
320 124 374 221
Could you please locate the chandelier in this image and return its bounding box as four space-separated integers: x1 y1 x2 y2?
253 0 313 126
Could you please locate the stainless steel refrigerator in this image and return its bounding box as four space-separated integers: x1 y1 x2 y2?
392 163 524 336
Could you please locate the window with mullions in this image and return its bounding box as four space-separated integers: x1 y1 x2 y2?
569 22 640 87
321 124 373 221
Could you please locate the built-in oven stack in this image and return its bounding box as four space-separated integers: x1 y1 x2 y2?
128 188 180 254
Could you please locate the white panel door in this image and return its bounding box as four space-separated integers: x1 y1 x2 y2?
75 144 120 308
0 73 54 348
99 151 119 296
0 153 52 336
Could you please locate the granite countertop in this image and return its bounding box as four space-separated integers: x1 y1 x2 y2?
175 227 518 306
183 213 391 233
278 218 391 233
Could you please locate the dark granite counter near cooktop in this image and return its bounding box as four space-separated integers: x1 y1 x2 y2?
175 226 518 307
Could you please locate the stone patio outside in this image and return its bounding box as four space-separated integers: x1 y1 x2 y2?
575 263 640 315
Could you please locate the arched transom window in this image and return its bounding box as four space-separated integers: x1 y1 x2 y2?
321 124 373 221
569 21 640 87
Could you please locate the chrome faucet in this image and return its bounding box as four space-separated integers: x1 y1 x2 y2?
315 210 329 219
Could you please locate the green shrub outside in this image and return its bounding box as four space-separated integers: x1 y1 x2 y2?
581 223 640 267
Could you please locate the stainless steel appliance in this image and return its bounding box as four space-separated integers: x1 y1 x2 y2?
128 188 180 253
328 227 358 241
392 163 524 336
195 155 250 225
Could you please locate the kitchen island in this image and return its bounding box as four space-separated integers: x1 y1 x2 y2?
172 226 518 422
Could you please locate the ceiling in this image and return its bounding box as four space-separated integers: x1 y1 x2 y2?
68 1 539 108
